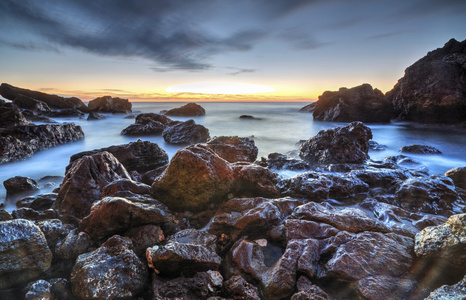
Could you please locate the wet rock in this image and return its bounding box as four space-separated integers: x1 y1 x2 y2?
383 154 422 168
0 219 52 289
123 224 164 257
102 179 151 197
136 112 173 125
121 121 165 135
87 111 106 120
223 275 260 300
385 38 466 123
36 219 69 250
259 152 311 171
355 275 418 300
70 140 169 174
424 275 466 299
56 151 131 220
312 84 392 123
164 102 206 116
46 108 85 118
415 213 466 269
0 83 88 112
395 175 464 216
16 193 56 210
399 144 442 154
146 229 221 277
13 94 51 114
285 219 340 241
88 96 131 113
3 176 39 196
350 168 410 189
141 164 168 185
292 276 330 300
299 121 372 164
12 208 57 221
206 136 258 163
0 102 29 128
55 229 92 260
79 196 172 240
24 279 52 300
0 123 84 164
151 271 222 299
445 167 466 189
322 232 414 281
368 140 387 151
232 163 280 198
152 144 234 212
162 119 210 144
71 235 147 300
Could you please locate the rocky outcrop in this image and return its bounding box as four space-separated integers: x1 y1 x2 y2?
385 38 466 123
0 124 84 164
399 144 442 154
164 102 206 116
0 219 52 289
13 94 51 114
71 235 148 299
299 102 316 113
206 136 258 163
0 83 88 112
299 121 372 164
0 102 29 128
87 111 106 120
162 119 210 144
70 140 168 173
446 167 466 189
87 96 131 113
311 84 392 123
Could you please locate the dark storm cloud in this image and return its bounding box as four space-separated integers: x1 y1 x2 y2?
0 0 318 71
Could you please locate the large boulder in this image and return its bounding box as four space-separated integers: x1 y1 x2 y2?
385 38 466 123
0 124 85 164
151 144 234 212
55 151 131 220
312 84 392 123
0 219 52 289
121 122 165 136
12 94 51 114
164 102 206 116
299 121 372 164
71 235 148 300
0 102 29 128
162 119 210 145
69 140 169 173
206 136 258 163
0 83 88 112
87 96 131 113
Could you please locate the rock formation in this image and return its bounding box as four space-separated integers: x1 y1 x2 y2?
164 102 206 116
87 95 131 113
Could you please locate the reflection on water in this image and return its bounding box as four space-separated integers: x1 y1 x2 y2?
1 102 466 207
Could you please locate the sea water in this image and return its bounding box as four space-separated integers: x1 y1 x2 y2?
1 102 466 208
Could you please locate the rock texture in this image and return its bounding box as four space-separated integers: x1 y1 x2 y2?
13 94 51 114
164 102 206 116
400 144 442 154
88 96 131 113
312 84 392 123
386 38 466 123
425 275 466 300
3 176 39 196
206 136 258 163
299 121 372 164
446 167 466 189
162 119 210 145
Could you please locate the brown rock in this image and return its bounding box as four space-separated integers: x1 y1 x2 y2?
162 119 210 145
88 95 131 113
206 136 258 163
445 166 466 190
164 102 206 116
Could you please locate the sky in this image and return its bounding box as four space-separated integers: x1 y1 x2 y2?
0 0 465 102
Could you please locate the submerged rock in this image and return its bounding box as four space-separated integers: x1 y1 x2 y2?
399 144 442 154
206 136 258 163
164 102 206 116
162 119 210 145
299 121 372 164
88 96 131 113
3 176 39 196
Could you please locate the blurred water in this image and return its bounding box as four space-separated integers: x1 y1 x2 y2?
1 102 465 208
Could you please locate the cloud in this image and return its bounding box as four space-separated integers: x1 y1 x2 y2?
226 67 257 76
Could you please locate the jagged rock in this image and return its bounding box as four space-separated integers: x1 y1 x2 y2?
206 136 258 163
79 197 172 240
350 168 410 189
3 176 39 196
56 151 131 220
424 275 466 299
0 83 88 112
70 140 168 174
299 102 316 113
71 235 147 299
152 144 234 212
386 38 466 123
35 219 69 251
87 111 106 120
46 108 85 118
312 84 392 122
299 121 372 164
355 275 418 300
141 165 168 185
16 193 56 211
0 219 52 289
284 219 340 241
399 144 442 154
121 121 165 136
123 225 164 257
55 229 92 260
13 94 51 113
136 113 173 125
0 123 84 164
88 96 131 113
21 110 55 123
102 179 151 196
292 276 330 300
369 140 387 151
0 102 29 127
146 229 221 277
164 102 206 116
232 163 280 198
162 119 210 145
415 214 466 269
24 278 74 300
259 152 311 171
223 275 260 300
12 207 56 221
445 167 466 189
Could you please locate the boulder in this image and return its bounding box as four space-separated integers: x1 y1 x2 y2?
0 123 84 164
223 275 261 300
87 111 106 120
3 176 39 196
385 38 466 123
232 163 280 198
0 83 88 112
0 102 29 128
87 96 131 113
135 113 173 125
102 179 152 197
239 115 262 120
399 144 442 154
151 144 234 212
299 121 372 164
445 167 466 189
0 219 52 289
70 140 168 174
164 102 206 116
312 84 392 123
121 121 165 135
12 207 57 221
55 151 131 220
79 196 172 240
259 152 311 171
415 214 466 269
71 235 148 299
424 275 466 300
24 278 74 300
123 225 164 257
162 119 210 145
12 94 51 113
355 275 418 300
55 229 92 260
206 136 258 163
16 193 57 211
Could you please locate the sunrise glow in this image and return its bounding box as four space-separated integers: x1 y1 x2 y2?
166 82 276 95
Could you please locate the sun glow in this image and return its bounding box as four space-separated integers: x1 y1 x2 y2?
165 82 275 94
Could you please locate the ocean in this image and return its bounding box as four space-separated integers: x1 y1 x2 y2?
1 101 466 208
